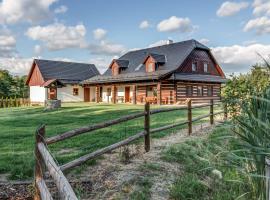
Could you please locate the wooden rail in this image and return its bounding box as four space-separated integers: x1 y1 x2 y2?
0 97 30 108
34 99 227 199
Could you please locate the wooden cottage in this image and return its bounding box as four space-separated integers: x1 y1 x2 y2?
82 39 227 105
26 59 100 103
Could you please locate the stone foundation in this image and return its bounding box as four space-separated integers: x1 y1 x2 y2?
45 100 61 110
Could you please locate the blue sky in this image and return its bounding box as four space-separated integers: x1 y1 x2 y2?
0 0 270 75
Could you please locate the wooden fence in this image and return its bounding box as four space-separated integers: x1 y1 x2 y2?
0 97 30 108
34 99 227 199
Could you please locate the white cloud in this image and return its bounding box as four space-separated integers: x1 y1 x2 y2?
157 16 194 32
148 40 169 48
253 0 270 16
212 43 270 74
0 0 57 24
0 57 32 75
89 57 112 73
93 28 107 40
0 29 16 57
217 1 249 17
54 5 68 14
26 23 87 50
199 38 210 45
244 16 270 34
88 40 126 56
34 45 42 55
139 20 150 29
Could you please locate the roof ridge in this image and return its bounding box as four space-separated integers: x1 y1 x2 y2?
34 59 95 66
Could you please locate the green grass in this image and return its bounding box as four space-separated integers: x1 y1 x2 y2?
162 123 252 200
0 102 212 180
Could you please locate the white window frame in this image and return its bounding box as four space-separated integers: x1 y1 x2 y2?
192 62 197 72
204 63 208 73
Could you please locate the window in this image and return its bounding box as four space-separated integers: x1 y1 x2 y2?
207 86 213 96
204 63 208 73
147 63 155 72
186 86 193 96
192 62 197 72
73 88 79 96
106 88 111 96
197 86 203 96
147 86 154 97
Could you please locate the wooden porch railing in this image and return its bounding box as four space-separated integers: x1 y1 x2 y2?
34 99 227 199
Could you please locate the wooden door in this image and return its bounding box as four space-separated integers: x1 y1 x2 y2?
84 88 90 102
125 87 130 103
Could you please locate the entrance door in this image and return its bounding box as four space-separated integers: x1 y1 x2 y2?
84 88 90 102
125 87 130 103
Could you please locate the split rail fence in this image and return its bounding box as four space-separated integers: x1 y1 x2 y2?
34 99 227 199
0 97 30 108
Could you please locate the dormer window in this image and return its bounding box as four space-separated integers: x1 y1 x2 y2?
204 63 208 73
147 63 155 72
143 53 165 73
192 62 197 72
109 59 129 76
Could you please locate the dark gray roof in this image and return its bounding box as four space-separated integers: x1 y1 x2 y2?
34 59 100 84
171 73 227 83
148 53 166 63
84 39 212 84
115 59 129 68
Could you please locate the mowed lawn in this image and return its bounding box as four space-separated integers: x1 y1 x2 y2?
0 103 212 180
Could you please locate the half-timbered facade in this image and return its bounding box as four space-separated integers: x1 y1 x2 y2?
83 39 227 104
26 59 99 103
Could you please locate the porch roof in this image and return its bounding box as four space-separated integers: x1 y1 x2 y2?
82 69 170 84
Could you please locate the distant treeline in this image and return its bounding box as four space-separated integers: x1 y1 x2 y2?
0 69 29 98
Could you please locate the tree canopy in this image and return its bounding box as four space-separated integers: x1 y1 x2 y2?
0 69 28 98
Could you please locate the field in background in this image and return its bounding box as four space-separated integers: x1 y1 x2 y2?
0 102 212 180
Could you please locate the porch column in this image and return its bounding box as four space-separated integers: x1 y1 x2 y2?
95 86 100 103
157 82 161 105
132 85 137 104
112 85 117 104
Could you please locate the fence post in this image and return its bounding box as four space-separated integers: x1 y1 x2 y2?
210 99 214 125
144 102 150 152
266 157 270 200
34 125 45 200
224 102 228 120
187 99 192 135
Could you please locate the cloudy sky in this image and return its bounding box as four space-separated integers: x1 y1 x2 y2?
0 0 269 76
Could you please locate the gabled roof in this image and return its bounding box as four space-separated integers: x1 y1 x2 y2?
26 59 100 85
114 59 129 68
83 39 225 84
144 53 166 64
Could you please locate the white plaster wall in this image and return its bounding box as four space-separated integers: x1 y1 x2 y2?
90 87 95 102
30 86 46 103
117 86 124 97
57 85 84 102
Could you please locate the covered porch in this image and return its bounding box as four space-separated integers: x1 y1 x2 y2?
89 82 175 105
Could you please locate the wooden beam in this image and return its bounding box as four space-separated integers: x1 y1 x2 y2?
36 179 53 200
187 100 192 135
46 111 146 144
150 120 188 134
60 130 145 171
150 106 186 115
132 85 137 104
144 102 150 152
38 142 78 199
210 99 214 125
157 83 161 105
34 125 45 200
95 86 100 103
112 85 117 104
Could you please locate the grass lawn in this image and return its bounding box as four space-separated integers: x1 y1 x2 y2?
0 102 215 180
162 123 252 200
